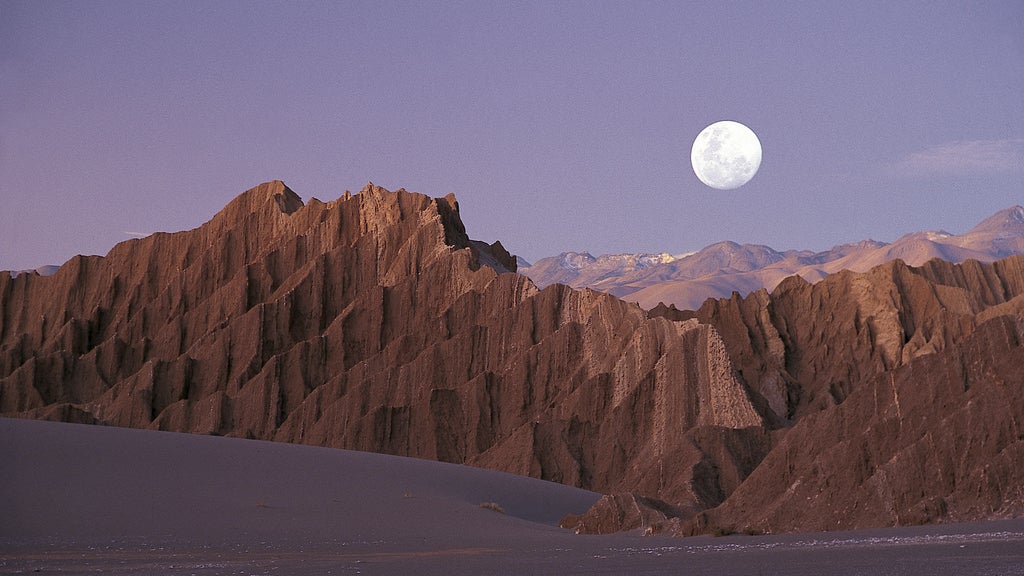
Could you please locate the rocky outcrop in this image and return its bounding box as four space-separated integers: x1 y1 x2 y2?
651 256 1024 423
680 313 1024 535
3 180 1024 537
642 255 1024 534
560 253 1024 533
559 493 677 535
0 181 761 512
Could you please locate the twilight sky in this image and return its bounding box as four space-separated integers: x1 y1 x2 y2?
2 1 1022 271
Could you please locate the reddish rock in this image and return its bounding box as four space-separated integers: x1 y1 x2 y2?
3 180 1023 537
684 314 1024 535
560 493 676 535
0 181 761 513
651 256 1024 424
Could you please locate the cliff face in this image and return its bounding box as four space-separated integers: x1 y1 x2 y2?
3 181 1024 536
0 181 761 512
682 313 1024 535
678 256 1024 423
644 254 1024 534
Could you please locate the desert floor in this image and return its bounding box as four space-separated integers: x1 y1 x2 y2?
3 417 1023 575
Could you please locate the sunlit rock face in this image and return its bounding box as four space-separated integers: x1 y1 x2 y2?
3 180 1024 537
646 255 1024 535
0 181 762 512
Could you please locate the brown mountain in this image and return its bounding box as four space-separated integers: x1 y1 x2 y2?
637 255 1024 534
523 206 1024 310
0 181 765 515
3 181 1023 537
684 312 1024 535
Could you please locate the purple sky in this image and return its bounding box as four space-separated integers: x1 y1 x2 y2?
2 1 1022 271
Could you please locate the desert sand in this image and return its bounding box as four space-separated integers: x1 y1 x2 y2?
3 417 1023 575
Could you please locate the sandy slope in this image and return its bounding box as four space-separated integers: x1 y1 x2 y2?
1 417 598 545
3 418 1024 576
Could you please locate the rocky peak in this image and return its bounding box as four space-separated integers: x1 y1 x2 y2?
559 252 597 269
4 180 1024 540
0 179 773 522
968 205 1024 236
218 180 303 219
434 192 470 248
200 180 306 252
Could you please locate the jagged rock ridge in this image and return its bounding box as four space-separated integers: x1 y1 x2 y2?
3 181 1024 536
0 181 762 515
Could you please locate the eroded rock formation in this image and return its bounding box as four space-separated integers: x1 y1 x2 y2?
679 313 1024 535
0 181 761 513
3 180 1023 536
643 254 1024 534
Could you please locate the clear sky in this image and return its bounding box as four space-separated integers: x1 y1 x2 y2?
2 0 1022 271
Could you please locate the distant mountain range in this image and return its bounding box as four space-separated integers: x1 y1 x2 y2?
8 265 60 278
521 205 1024 310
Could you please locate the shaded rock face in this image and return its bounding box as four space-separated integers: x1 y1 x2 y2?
645 255 1024 534
3 181 1024 538
559 493 676 535
0 181 761 512
670 256 1024 424
682 314 1024 536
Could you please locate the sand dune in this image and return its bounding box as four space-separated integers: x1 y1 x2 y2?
1 417 597 545
4 418 1024 575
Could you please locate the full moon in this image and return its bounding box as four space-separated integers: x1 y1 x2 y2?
690 120 762 190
